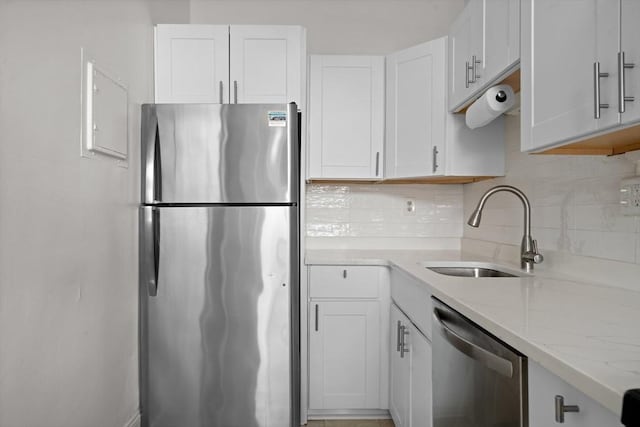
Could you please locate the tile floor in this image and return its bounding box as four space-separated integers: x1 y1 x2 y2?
306 420 395 427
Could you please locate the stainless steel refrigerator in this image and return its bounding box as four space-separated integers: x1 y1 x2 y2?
139 103 300 427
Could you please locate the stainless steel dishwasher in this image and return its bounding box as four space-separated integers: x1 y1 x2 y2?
432 297 527 427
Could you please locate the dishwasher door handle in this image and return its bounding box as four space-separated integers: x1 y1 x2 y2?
433 307 513 378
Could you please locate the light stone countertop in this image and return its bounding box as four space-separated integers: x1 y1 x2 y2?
305 249 640 418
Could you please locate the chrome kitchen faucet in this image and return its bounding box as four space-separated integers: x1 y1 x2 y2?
467 185 543 272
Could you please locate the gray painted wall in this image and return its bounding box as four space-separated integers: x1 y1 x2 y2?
0 1 184 426
190 0 464 54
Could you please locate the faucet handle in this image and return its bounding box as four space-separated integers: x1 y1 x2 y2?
528 240 544 264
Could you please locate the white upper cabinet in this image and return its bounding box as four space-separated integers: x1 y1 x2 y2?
155 25 230 104
229 25 304 105
386 40 446 178
483 0 520 81
154 24 306 105
308 55 385 180
621 0 640 125
521 0 640 153
521 0 615 151
448 0 482 111
448 0 520 112
386 37 505 180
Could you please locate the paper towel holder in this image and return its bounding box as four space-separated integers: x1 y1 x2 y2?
465 84 516 129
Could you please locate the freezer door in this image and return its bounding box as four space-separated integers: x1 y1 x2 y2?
141 103 299 204
140 206 299 427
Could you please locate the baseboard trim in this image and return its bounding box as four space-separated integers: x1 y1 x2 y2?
124 412 141 427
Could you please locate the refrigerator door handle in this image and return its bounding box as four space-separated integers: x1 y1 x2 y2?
143 113 162 203
142 207 160 296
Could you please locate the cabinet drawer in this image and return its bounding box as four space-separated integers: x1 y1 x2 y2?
390 267 432 339
309 266 382 298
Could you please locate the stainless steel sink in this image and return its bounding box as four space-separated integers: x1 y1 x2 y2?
422 261 527 278
427 266 518 278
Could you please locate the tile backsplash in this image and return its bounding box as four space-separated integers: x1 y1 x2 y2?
306 183 463 238
464 115 640 266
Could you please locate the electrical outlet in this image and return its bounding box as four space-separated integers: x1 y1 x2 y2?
404 199 416 216
620 176 640 216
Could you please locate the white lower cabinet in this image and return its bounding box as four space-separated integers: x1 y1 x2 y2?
390 305 411 427
409 324 432 427
308 266 390 412
529 361 621 427
390 303 432 427
309 301 381 409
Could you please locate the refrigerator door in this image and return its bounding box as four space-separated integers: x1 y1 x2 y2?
141 103 299 205
140 205 299 427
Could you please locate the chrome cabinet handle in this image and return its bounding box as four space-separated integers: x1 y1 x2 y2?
432 146 439 173
142 207 160 297
375 152 380 177
594 62 610 119
400 325 409 358
618 51 635 113
396 320 402 352
465 61 471 88
342 269 347 279
233 80 238 104
472 55 481 82
555 395 580 423
219 81 224 104
433 307 513 378
315 304 319 332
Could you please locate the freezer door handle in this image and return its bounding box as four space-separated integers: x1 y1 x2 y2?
142 207 160 296
142 106 161 203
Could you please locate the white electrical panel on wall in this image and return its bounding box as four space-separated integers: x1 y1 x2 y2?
81 49 129 167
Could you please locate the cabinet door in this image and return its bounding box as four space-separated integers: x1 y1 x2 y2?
521 0 619 152
308 55 385 179
386 39 446 178
409 324 432 427
529 361 621 427
483 0 520 81
621 0 640 124
390 304 411 427
309 301 381 409
448 0 483 111
229 25 304 105
155 24 229 103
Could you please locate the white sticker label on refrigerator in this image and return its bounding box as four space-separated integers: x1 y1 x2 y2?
268 111 287 127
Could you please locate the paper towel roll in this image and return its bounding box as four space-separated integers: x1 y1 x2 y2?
465 84 515 129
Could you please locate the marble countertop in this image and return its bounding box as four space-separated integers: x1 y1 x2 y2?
305 249 640 417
